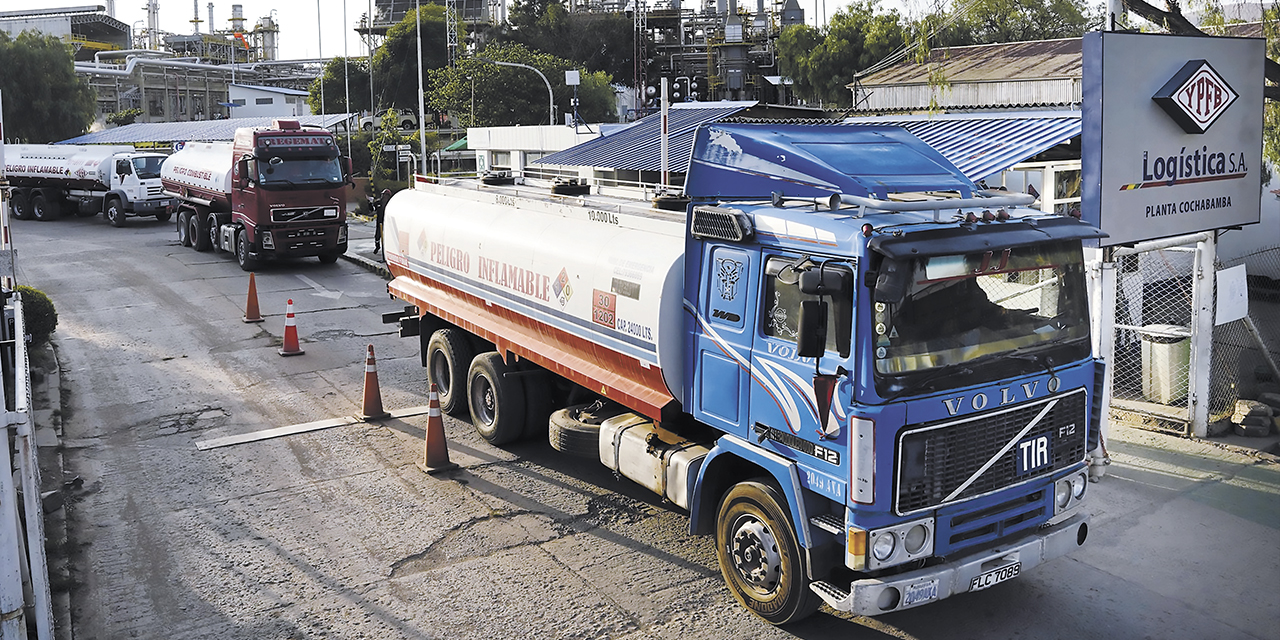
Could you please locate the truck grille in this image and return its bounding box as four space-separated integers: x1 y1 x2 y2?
895 389 1087 515
147 184 164 196
271 206 338 223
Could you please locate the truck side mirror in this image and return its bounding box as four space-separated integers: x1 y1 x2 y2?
236 158 250 188
796 299 828 358
342 157 354 184
874 258 910 306
115 159 132 177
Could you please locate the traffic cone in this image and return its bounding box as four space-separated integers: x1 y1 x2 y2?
243 273 264 323
278 299 305 356
361 344 390 420
418 383 457 474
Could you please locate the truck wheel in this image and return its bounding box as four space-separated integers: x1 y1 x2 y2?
318 252 340 264
715 480 820 625
191 214 211 252
177 211 192 247
9 191 31 220
206 213 222 252
105 198 126 227
467 352 525 445
155 210 172 223
427 329 473 415
236 229 257 272
31 194 58 221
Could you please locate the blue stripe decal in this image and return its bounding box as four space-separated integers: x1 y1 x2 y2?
403 256 658 359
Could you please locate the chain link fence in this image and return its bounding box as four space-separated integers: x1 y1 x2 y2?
1212 246 1280 424
1109 245 1198 433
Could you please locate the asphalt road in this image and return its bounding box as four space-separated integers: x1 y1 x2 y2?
13 212 1280 640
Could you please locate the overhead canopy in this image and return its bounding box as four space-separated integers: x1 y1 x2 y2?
533 102 756 172
841 111 1081 182
58 114 356 145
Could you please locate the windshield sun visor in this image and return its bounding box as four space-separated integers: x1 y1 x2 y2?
868 217 1108 261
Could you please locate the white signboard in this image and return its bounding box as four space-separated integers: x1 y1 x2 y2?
1215 264 1249 326
1082 32 1264 247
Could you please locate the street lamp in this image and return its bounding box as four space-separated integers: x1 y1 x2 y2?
476 57 554 126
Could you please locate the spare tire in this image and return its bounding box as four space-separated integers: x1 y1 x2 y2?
548 400 626 458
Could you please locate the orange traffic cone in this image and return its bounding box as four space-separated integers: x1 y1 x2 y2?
278 299 305 356
361 344 390 420
418 382 457 474
243 273 264 323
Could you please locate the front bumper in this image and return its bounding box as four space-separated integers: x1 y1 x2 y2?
131 198 173 214
811 511 1089 615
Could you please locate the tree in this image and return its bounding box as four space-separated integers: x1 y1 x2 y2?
502 2 642 85
308 57 372 115
776 1 907 106
367 109 437 188
371 5 453 111
428 42 615 127
954 0 1100 44
0 30 96 143
776 24 824 103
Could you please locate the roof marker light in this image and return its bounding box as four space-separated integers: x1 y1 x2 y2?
982 209 995 222
996 208 1009 221
861 223 873 237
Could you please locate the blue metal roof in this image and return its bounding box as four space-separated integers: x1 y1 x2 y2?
841 111 1081 182
533 102 755 172
58 114 355 145
535 109 1079 182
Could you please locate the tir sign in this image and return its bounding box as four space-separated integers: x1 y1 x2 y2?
1153 60 1238 134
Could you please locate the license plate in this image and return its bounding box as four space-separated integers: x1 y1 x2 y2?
903 579 939 606
968 561 1021 592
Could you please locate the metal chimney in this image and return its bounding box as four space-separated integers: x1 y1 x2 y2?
230 4 246 32
208 3 215 33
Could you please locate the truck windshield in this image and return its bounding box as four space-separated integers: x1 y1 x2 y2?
132 156 165 180
872 240 1090 393
257 157 343 189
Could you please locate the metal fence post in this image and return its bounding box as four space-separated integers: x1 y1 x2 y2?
1189 234 1216 438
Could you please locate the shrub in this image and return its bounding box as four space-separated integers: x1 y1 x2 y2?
17 285 57 345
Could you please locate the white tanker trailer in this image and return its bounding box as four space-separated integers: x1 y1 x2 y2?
2 144 172 226
383 123 1106 623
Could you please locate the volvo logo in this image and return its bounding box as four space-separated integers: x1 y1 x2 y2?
1153 59 1238 134
942 377 1061 417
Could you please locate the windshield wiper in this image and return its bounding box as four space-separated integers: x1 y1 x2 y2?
884 365 974 402
967 345 1057 378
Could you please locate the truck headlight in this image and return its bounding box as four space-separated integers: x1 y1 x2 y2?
1055 479 1072 509
338 224 348 243
1070 472 1087 499
872 532 896 561
904 524 929 555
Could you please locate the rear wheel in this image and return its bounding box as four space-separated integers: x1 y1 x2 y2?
9 191 31 220
191 213 211 251
467 352 525 445
206 213 222 252
31 194 58 221
177 211 192 247
236 229 257 271
715 480 820 625
426 328 473 415
105 198 126 227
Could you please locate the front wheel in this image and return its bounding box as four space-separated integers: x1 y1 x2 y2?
236 229 257 271
155 210 172 223
318 252 340 264
105 199 126 227
715 480 820 625
467 352 525 445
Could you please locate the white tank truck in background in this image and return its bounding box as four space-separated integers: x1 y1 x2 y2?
2 144 172 226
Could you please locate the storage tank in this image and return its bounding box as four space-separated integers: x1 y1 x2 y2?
385 181 687 410
5 145 139 190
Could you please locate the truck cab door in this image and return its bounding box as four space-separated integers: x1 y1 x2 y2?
688 244 759 442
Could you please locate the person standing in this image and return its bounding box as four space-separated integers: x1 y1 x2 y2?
373 188 391 255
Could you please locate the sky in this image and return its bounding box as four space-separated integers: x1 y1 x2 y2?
21 0 922 61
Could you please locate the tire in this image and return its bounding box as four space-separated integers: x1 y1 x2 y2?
362 123 372 132
467 352 526 445
177 211 192 247
426 328 473 415
105 198 126 227
548 400 624 457
715 480 820 625
318 252 340 264
155 210 172 222
9 191 31 220
31 194 58 221
206 213 222 252
236 228 257 271
191 213 211 252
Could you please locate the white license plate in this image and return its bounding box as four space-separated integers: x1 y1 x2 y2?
968 561 1021 592
903 579 939 606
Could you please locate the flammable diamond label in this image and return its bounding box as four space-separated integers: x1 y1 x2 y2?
1152 59 1239 134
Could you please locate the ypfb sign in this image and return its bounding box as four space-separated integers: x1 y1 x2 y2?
1082 32 1263 247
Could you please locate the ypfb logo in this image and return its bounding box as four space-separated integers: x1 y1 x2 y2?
1153 60 1238 134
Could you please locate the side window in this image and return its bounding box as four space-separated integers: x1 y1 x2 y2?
761 256 849 352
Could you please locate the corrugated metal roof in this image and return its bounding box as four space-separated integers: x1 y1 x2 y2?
58 114 355 145
533 102 755 171
858 38 1082 86
842 111 1081 182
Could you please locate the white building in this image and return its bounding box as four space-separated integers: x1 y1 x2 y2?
227 84 311 119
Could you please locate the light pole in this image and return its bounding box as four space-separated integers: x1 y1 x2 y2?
415 0 427 174
468 75 475 127
477 57 554 126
